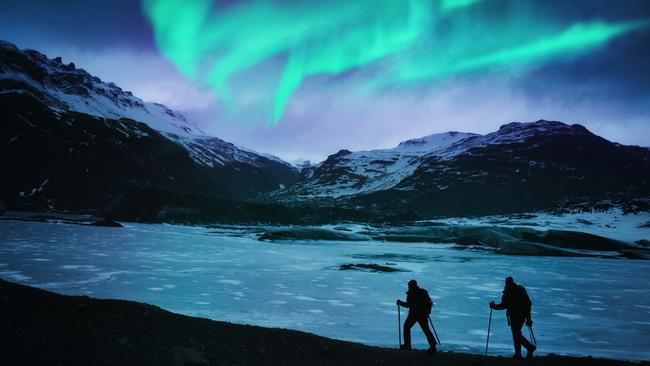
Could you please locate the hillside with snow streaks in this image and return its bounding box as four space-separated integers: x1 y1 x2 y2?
267 119 650 217
0 40 299 208
0 40 293 172
430 120 594 161
271 122 594 200
355 120 650 216
2 40 648 217
0 41 198 136
272 131 477 199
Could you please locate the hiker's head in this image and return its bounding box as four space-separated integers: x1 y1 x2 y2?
505 276 515 288
408 279 418 290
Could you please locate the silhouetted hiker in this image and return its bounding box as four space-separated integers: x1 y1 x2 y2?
396 279 437 353
489 276 536 359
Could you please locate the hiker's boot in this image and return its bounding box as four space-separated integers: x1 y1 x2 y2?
526 345 536 360
400 344 412 351
427 345 437 354
513 353 523 359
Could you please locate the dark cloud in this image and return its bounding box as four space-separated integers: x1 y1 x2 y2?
519 28 650 110
551 0 650 21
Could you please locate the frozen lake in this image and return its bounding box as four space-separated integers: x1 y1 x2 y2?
1 219 649 361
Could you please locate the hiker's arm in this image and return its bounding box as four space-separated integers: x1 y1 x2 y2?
490 294 507 310
489 301 505 310
396 299 409 307
525 308 533 326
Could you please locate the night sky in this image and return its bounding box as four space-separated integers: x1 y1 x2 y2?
1 0 649 162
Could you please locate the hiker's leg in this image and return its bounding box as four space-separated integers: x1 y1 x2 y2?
510 317 524 356
519 328 534 351
417 317 437 347
403 314 417 348
510 316 533 349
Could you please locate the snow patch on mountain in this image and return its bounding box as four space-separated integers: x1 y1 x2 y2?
171 135 292 168
396 131 480 153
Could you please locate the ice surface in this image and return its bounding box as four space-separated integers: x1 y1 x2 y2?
0 219 649 361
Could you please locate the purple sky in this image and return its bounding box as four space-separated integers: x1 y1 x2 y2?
1 0 649 163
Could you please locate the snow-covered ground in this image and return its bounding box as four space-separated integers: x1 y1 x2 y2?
430 209 649 243
0 219 649 361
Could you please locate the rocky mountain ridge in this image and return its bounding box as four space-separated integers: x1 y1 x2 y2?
2 39 648 219
0 40 298 211
272 120 650 216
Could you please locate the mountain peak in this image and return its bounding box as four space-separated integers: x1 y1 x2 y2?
498 120 589 134
0 40 19 52
0 39 201 137
499 119 567 129
1 39 299 192
489 119 593 144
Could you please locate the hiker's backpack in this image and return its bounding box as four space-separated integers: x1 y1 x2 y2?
517 285 532 312
421 289 433 315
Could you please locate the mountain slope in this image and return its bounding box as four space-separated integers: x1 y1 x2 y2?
271 120 650 216
2 40 647 218
0 40 198 136
271 131 477 199
354 120 650 216
0 92 228 211
0 40 298 210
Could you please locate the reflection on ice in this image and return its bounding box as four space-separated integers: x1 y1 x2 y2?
0 219 649 361
217 279 242 285
553 313 583 320
61 264 97 270
0 270 31 281
294 295 317 301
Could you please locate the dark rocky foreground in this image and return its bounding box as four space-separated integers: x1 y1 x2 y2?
1 279 646 366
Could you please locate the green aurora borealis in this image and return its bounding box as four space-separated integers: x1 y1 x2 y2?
142 0 649 123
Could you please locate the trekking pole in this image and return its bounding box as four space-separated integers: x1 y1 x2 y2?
397 304 402 348
485 308 493 356
528 325 537 346
428 316 441 345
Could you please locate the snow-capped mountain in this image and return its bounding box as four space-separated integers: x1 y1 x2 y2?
2 40 648 218
271 120 650 216
0 40 298 210
0 40 294 171
429 120 597 161
355 120 650 216
0 40 199 136
271 131 477 199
